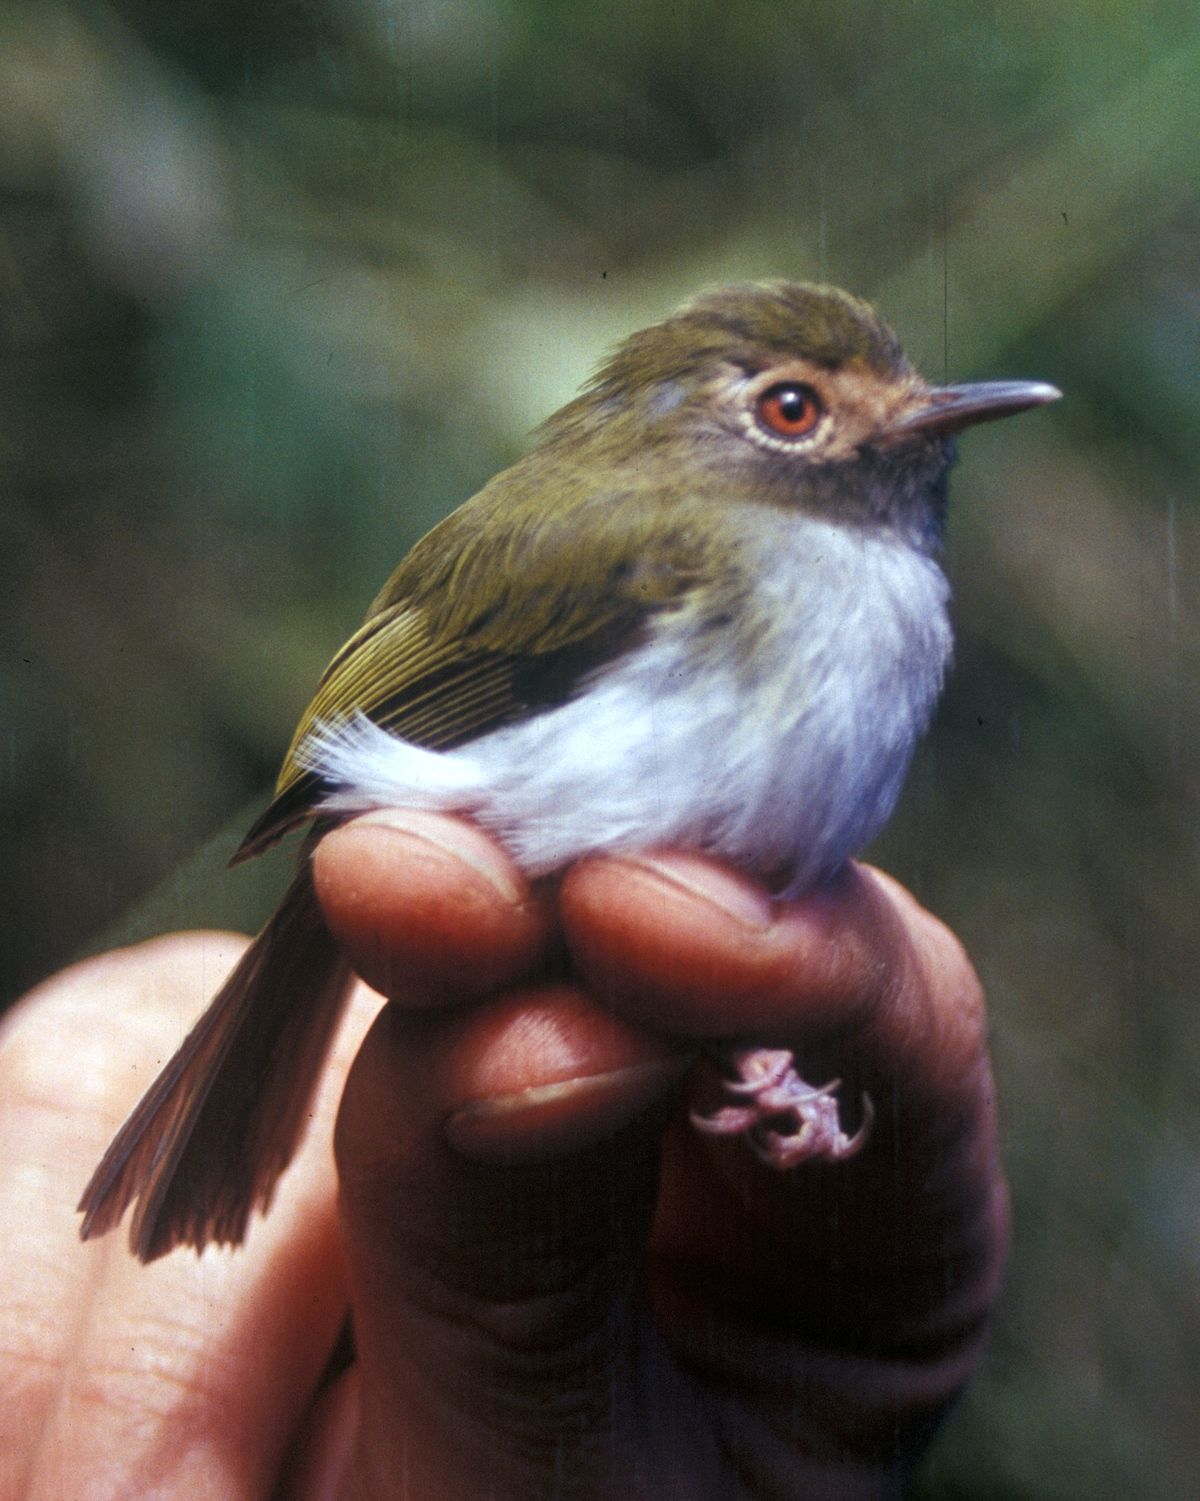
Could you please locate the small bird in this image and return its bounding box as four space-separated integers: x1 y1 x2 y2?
79 281 1058 1261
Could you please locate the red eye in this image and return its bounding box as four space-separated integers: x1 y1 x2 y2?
755 381 823 440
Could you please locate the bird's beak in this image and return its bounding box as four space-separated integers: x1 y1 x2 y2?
888 379 1061 440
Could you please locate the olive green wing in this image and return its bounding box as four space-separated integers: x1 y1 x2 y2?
233 507 705 862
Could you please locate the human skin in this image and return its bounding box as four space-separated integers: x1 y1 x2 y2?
0 810 1007 1500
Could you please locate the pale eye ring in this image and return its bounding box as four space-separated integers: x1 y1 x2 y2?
754 381 824 441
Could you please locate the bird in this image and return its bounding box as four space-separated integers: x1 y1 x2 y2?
78 281 1059 1261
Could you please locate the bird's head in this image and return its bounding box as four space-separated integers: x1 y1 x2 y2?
540 281 1059 547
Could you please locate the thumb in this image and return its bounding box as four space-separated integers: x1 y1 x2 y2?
313 815 688 1500
335 986 686 1501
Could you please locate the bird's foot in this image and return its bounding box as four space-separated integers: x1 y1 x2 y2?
691 1047 873 1169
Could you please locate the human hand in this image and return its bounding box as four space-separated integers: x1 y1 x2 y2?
0 812 1006 1500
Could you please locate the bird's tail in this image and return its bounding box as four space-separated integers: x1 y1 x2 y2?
78 863 352 1262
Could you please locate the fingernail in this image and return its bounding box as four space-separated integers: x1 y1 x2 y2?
348 809 523 904
614 853 773 931
444 1056 690 1161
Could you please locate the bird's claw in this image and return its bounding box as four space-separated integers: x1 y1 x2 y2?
691 1047 873 1169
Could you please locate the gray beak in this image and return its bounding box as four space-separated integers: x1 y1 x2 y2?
890 379 1062 439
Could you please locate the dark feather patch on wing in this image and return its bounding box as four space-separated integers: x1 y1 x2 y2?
232 604 659 862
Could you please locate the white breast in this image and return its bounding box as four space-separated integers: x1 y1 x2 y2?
308 513 952 895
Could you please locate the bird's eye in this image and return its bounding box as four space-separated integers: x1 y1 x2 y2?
754 382 824 441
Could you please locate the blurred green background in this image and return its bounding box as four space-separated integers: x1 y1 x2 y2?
1 0 1196 1493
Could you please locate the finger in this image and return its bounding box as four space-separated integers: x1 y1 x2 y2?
333 979 693 1499
562 853 1006 1346
0 936 376 1501
562 853 989 1111
312 810 555 1006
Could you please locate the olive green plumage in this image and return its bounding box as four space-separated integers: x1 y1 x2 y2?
581 280 909 392
238 282 916 860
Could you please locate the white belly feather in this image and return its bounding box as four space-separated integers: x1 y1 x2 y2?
305 514 951 895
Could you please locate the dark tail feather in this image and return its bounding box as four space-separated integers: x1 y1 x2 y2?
78 865 352 1262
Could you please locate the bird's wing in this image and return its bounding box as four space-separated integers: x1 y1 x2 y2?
234 496 707 861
